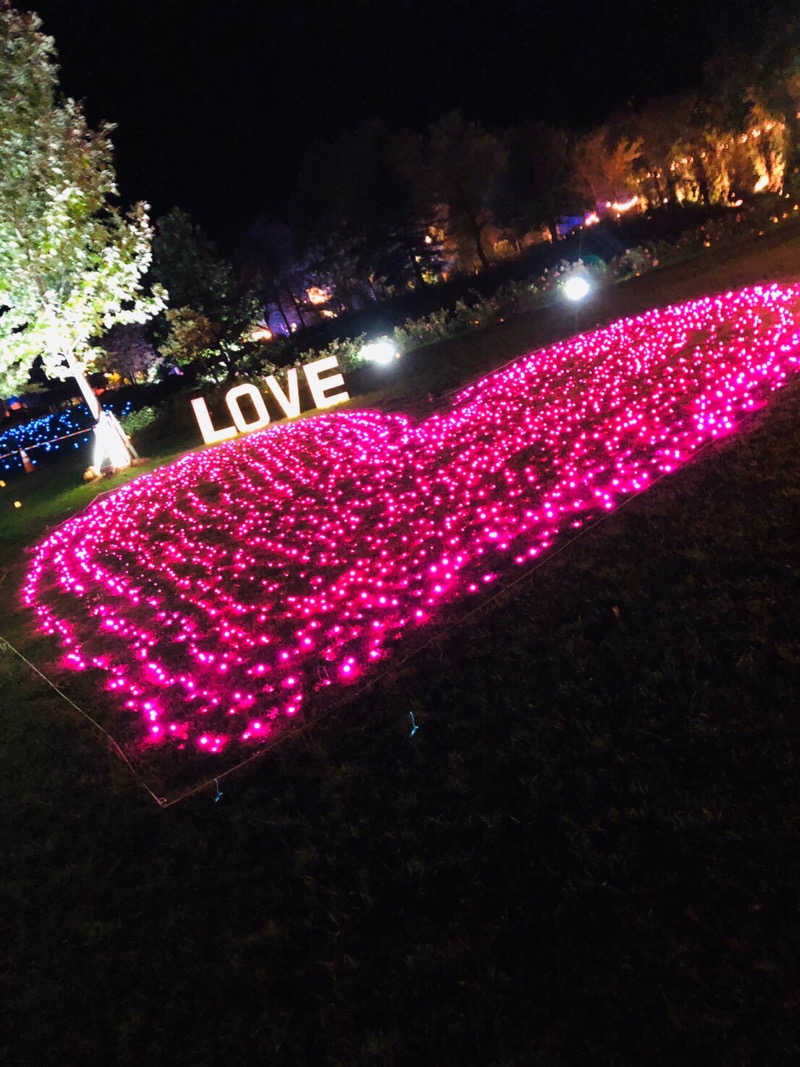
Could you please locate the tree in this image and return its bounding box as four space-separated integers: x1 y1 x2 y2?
497 121 579 244
151 206 262 378
236 218 304 334
0 3 164 468
151 207 229 320
386 129 446 284
161 278 261 384
96 323 159 383
629 97 687 206
423 111 508 272
294 121 441 304
742 9 800 191
572 126 642 208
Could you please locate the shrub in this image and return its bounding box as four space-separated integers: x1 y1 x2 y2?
120 406 158 438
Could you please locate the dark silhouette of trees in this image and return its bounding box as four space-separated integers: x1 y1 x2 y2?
497 121 578 243
421 111 508 272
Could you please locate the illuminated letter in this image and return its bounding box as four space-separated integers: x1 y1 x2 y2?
303 355 349 410
225 384 271 434
265 368 301 419
190 397 237 445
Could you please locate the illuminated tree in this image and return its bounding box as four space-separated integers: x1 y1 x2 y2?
161 287 260 384
745 10 800 191
572 126 642 207
0 3 164 466
630 97 687 206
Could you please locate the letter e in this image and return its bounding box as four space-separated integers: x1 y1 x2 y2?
303 355 349 410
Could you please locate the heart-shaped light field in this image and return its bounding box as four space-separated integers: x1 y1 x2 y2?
22 285 800 759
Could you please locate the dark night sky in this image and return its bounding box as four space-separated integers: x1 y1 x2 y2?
22 0 785 242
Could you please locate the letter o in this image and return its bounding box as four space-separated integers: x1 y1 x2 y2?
225 384 270 434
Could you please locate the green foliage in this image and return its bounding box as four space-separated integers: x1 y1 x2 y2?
295 333 368 374
0 4 165 393
120 405 158 437
151 208 262 383
151 207 229 313
161 307 219 366
161 289 261 384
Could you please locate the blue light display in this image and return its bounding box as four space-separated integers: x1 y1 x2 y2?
0 401 133 477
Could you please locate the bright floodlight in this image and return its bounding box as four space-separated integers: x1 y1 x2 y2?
361 339 399 365
563 274 591 302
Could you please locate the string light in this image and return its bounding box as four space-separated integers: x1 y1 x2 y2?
22 284 800 759
0 401 133 475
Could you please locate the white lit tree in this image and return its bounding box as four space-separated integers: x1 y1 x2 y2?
0 3 165 470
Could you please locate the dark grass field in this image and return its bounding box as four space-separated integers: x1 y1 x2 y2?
2 230 800 1065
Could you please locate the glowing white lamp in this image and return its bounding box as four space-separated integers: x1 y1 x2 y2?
563 274 591 302
360 339 399 365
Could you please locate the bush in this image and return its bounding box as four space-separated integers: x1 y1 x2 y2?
120 406 158 439
295 333 368 374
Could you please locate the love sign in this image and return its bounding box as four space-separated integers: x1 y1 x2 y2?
190 354 350 444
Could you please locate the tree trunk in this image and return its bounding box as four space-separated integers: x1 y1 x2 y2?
275 292 292 334
64 350 100 420
470 213 490 271
548 219 560 243
693 161 711 206
63 351 137 470
454 182 491 271
220 344 239 382
759 141 774 184
288 288 306 328
406 239 426 288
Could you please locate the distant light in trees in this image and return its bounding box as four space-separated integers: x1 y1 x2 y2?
606 196 640 213
307 286 333 305
249 324 273 342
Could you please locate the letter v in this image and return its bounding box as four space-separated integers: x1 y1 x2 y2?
265 368 301 418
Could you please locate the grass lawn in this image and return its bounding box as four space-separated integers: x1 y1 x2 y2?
1 229 800 1065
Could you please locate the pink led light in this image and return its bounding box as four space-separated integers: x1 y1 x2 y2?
22 285 800 757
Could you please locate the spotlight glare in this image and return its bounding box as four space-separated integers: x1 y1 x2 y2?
360 340 399 365
564 275 591 302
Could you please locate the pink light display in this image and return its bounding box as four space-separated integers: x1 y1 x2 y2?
22 285 800 757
